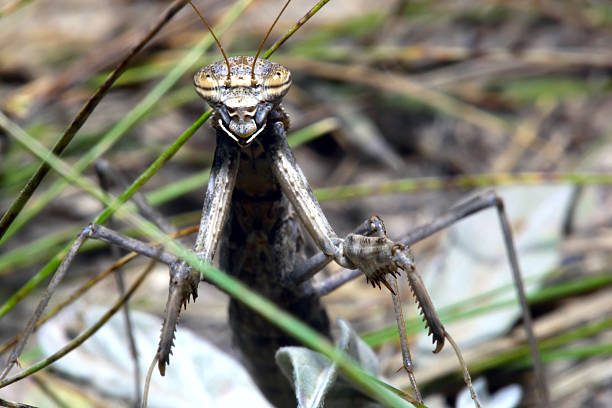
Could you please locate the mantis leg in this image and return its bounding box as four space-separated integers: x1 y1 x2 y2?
311 190 549 405
267 121 547 405
265 121 436 402
0 223 176 380
156 132 240 375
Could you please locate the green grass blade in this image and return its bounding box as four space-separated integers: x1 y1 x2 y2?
0 108 416 408
0 0 253 246
0 0 190 240
362 272 612 347
314 172 612 202
0 111 210 318
0 117 337 272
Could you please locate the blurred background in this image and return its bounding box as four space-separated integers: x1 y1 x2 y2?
1 0 612 407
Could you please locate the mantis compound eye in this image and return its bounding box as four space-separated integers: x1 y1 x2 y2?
262 67 291 102
194 68 222 104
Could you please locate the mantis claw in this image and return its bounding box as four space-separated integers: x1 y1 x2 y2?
405 265 446 354
343 227 447 354
156 261 200 376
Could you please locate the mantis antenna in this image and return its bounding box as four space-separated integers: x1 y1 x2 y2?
250 0 292 84
188 0 232 85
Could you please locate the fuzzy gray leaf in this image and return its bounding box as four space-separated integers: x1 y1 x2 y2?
275 318 382 408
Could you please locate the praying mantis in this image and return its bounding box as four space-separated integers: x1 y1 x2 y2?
0 0 561 407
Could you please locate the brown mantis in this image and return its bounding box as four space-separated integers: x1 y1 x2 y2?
0 0 553 407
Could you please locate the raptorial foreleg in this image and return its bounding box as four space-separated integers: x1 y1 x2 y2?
0 223 176 380
155 132 240 375
305 190 549 405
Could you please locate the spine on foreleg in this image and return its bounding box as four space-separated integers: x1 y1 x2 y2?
219 147 330 408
